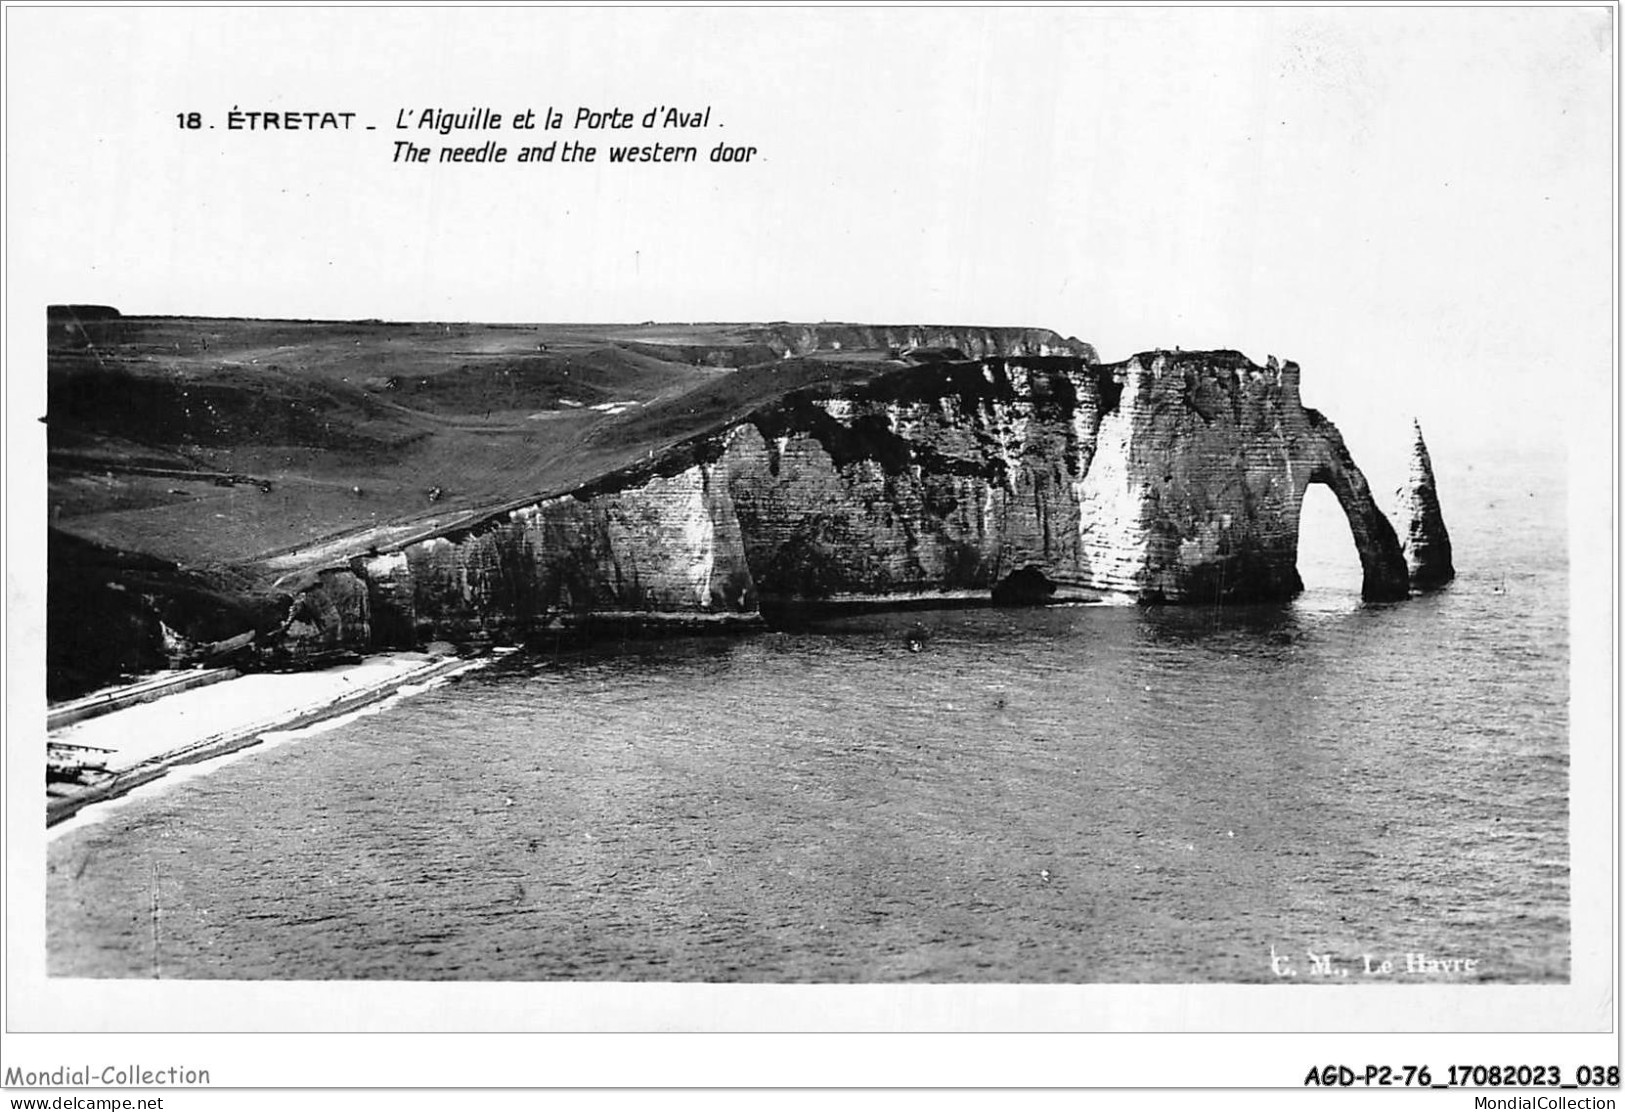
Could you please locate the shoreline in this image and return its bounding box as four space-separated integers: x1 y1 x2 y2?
40 589 1136 828
46 667 241 731
45 650 503 828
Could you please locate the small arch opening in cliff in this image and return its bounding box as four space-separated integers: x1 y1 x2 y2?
991 566 1058 606
1297 484 1364 595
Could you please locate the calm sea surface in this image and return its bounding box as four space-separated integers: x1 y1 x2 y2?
48 450 1569 982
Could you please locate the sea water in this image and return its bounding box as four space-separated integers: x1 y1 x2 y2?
46 449 1569 982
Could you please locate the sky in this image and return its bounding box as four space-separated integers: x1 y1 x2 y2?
7 7 1613 481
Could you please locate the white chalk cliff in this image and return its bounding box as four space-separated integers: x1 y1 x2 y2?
279 347 1427 653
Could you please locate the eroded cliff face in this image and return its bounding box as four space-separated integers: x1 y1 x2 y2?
276 350 1416 654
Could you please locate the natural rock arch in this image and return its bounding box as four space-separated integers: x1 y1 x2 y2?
1299 410 1411 602
273 348 1437 656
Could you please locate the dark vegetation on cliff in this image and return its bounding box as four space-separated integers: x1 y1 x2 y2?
46 531 289 700
46 313 1085 697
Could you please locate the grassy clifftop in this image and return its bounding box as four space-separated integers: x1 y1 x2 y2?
46 313 1086 697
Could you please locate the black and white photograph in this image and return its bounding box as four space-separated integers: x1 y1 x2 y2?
3 1 1617 1097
